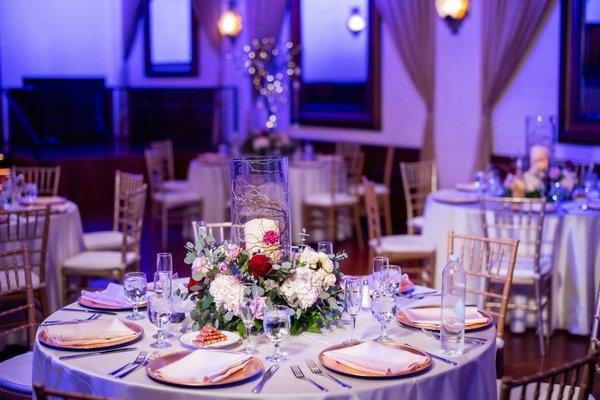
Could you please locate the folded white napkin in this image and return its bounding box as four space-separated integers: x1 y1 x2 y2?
402 306 488 327
80 283 131 308
323 341 428 375
32 196 66 206
157 350 252 383
44 318 136 346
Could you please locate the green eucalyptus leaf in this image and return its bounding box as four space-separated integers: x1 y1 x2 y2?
192 271 203 281
255 286 265 296
224 311 234 322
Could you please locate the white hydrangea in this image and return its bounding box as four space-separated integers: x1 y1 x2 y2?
280 267 322 309
209 275 243 314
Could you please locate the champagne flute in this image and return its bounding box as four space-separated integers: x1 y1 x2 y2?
371 291 395 343
156 252 173 274
263 305 292 363
147 294 173 348
192 220 208 243
239 284 258 354
152 271 173 339
345 277 361 343
317 241 333 256
372 256 389 293
123 272 147 320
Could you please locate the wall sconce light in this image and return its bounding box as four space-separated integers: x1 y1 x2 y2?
347 7 366 35
218 1 243 39
435 0 469 34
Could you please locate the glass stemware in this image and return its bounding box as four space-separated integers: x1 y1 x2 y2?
344 277 361 343
387 265 402 296
156 252 173 274
147 294 173 348
263 305 292 363
372 256 389 293
22 183 38 205
317 241 333 255
191 220 208 243
239 284 258 354
371 291 395 343
123 272 147 320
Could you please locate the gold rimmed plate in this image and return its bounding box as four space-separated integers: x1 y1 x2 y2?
397 305 494 332
78 296 147 311
38 320 144 351
318 341 432 379
146 350 264 387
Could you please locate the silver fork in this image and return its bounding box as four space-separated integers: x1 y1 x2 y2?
108 350 147 376
116 350 160 379
290 365 328 392
42 313 100 326
306 360 351 388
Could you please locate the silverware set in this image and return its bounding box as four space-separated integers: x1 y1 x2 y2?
108 350 147 376
114 350 160 379
251 365 279 393
290 364 328 392
402 343 458 366
61 307 118 316
403 290 441 300
420 328 487 346
305 360 351 388
59 347 138 360
42 313 101 326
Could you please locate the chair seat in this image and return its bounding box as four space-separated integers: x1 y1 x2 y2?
353 183 390 196
304 192 358 207
496 379 592 399
0 351 32 394
83 231 133 251
62 251 140 271
407 216 424 230
153 190 202 208
369 235 436 254
498 256 552 280
0 270 41 290
162 179 189 192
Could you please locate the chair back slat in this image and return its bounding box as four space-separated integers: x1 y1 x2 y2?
34 384 117 400
150 139 175 181
335 142 361 159
204 222 244 246
113 170 144 231
589 283 600 353
399 160 437 221
362 178 382 244
119 185 147 263
383 147 395 188
12 166 61 196
144 149 166 195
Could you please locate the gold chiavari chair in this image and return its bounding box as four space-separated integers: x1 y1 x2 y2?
335 142 361 159
448 231 519 371
303 156 364 249
61 185 147 303
12 166 61 196
34 384 118 400
399 160 437 235
201 222 244 246
83 170 144 251
150 139 189 192
479 196 551 356
145 148 203 248
589 283 600 354
363 178 435 284
0 206 51 317
0 247 37 400
499 351 598 400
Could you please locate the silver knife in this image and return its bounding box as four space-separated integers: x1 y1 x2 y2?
59 347 137 360
402 343 458 366
61 308 118 315
252 365 279 393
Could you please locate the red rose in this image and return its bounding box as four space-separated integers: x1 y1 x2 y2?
188 277 200 291
248 254 272 278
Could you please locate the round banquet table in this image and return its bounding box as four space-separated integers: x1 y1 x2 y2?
187 158 349 243
422 190 600 335
33 288 497 400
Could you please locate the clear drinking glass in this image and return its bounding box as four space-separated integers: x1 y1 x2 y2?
147 294 173 348
387 265 402 296
345 277 362 343
263 305 292 363
371 291 395 343
239 284 258 354
152 271 174 339
317 241 333 255
156 252 173 274
22 183 38 205
123 272 147 320
191 220 208 243
372 256 389 293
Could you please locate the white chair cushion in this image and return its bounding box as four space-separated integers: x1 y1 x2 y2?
370 235 436 254
0 270 40 291
407 216 424 230
304 193 358 207
62 251 139 271
162 179 189 192
153 190 202 208
0 351 32 394
496 379 593 399
499 256 552 280
353 183 390 196
83 231 134 251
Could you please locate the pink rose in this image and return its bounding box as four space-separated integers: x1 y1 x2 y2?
219 261 228 273
262 230 280 245
252 296 267 320
226 244 241 261
192 256 212 275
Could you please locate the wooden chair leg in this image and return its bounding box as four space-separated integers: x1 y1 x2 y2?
426 253 436 287
533 280 546 356
38 287 49 317
382 194 393 236
62 272 68 306
161 205 168 249
352 204 364 250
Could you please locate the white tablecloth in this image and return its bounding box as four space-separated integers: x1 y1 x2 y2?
33 287 497 400
422 192 600 335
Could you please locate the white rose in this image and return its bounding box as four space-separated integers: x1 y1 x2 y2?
323 273 336 288
523 170 541 193
320 255 334 273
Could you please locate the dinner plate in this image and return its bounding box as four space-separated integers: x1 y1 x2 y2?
318 341 432 378
396 305 493 332
78 296 147 311
146 350 263 387
179 330 241 350
38 320 144 351
455 182 478 192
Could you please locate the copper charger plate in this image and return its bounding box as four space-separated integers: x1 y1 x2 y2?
318 341 432 378
146 350 264 387
38 320 144 351
78 296 147 311
397 306 493 332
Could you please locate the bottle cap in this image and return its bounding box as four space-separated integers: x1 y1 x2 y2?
449 254 460 263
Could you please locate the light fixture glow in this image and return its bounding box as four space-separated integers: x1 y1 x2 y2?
218 2 243 38
435 0 469 34
347 7 366 34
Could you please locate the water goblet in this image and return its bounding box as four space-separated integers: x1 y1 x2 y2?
317 241 333 256
123 272 147 320
372 256 389 293
263 305 292 363
344 277 362 343
239 284 258 354
147 294 173 348
371 291 395 343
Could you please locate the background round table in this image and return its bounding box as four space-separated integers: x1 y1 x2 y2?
33 290 497 400
422 191 600 335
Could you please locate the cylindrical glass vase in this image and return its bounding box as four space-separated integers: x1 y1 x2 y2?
230 156 291 262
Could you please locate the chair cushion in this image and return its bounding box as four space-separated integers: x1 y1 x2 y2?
0 270 40 291
304 193 358 207
496 379 592 399
500 256 552 280
162 179 189 192
353 183 390 196
370 235 436 254
407 216 424 230
62 251 139 271
83 231 133 251
0 351 32 394
153 190 202 208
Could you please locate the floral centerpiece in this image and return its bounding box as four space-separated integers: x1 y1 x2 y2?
182 225 346 336
242 130 295 156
